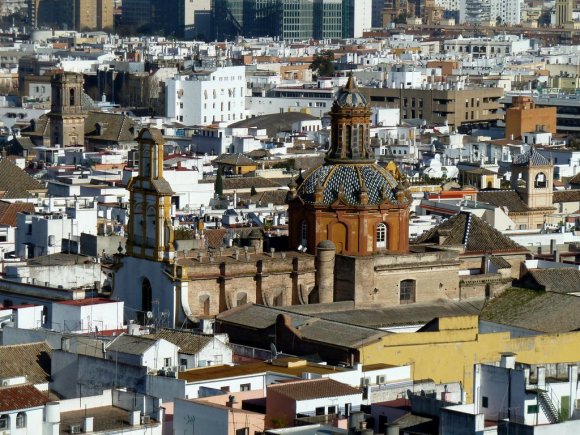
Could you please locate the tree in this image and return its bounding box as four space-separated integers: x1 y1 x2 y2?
310 50 335 77
214 168 224 197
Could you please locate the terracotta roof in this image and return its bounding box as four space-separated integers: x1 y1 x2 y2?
201 176 282 190
476 190 530 212
145 329 219 355
553 190 580 204
0 201 35 226
269 378 361 401
568 173 580 186
0 159 47 198
0 384 49 412
480 288 580 333
0 342 52 384
414 212 527 254
238 190 288 206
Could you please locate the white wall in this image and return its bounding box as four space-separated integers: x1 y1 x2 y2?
51 300 124 333
142 339 179 371
295 393 363 415
174 399 228 435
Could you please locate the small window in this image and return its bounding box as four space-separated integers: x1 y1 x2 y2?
527 404 538 414
240 383 251 391
16 412 26 428
400 280 416 304
482 396 488 408
0 415 8 430
328 405 336 414
315 407 325 416
164 357 172 367
300 220 308 245
221 386 230 393
235 428 249 435
180 358 187 367
376 223 387 249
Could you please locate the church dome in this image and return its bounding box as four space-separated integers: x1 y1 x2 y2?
298 163 406 206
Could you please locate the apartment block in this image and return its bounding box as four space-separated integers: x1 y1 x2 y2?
360 85 504 130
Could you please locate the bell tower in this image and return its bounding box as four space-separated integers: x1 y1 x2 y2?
510 147 554 209
126 128 175 263
48 72 87 147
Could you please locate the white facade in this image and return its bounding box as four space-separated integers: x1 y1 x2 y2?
165 66 247 126
178 336 233 370
51 299 124 333
105 336 179 372
352 0 372 38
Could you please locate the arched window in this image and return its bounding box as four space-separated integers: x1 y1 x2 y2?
376 223 387 249
535 172 547 188
300 220 308 245
0 415 9 430
199 295 210 316
400 279 416 304
141 278 152 319
69 88 75 106
16 412 26 428
236 292 247 306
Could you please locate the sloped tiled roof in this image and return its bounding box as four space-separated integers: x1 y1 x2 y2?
480 288 580 333
0 159 47 198
512 148 550 166
525 269 580 294
553 190 580 204
568 173 580 186
213 153 257 166
0 342 52 384
228 112 319 138
238 190 288 206
414 212 527 254
106 334 157 355
0 384 49 412
269 378 361 401
0 201 35 226
476 190 530 212
84 111 137 142
146 329 218 355
200 176 282 190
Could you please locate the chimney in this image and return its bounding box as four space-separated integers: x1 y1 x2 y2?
500 353 516 370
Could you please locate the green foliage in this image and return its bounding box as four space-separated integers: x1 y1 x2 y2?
214 168 224 196
310 50 335 77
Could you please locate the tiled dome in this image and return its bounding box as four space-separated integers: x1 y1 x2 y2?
298 163 405 206
335 75 368 108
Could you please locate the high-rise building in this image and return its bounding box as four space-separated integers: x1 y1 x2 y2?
555 0 573 26
29 0 113 30
210 0 345 41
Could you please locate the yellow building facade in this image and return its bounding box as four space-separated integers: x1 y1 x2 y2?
361 315 580 402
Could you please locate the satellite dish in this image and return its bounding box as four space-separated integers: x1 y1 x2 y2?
270 343 279 359
146 311 153 320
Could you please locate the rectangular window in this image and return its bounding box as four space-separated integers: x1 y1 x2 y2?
235 428 249 435
482 396 488 408
527 404 538 414
221 386 230 393
240 383 251 391
400 280 416 304
328 406 336 414
164 357 172 367
315 407 325 416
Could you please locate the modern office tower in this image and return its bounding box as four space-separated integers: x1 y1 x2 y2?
210 0 345 41
29 0 113 30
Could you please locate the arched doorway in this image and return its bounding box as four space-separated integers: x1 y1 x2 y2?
141 278 153 322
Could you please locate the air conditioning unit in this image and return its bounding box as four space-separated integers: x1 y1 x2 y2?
1 380 8 387
70 424 82 434
141 415 151 424
360 378 370 387
179 365 187 372
377 375 386 384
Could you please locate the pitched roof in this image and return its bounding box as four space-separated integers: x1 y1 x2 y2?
413 212 527 254
480 288 580 333
84 111 136 142
228 112 320 138
217 304 388 349
269 378 360 401
0 384 49 412
0 159 47 198
145 329 217 355
476 190 530 212
200 176 283 190
568 173 580 186
512 148 550 166
105 334 158 355
0 201 35 226
553 190 580 204
524 269 580 294
0 342 52 384
213 153 257 167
